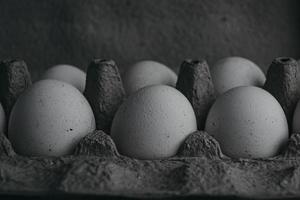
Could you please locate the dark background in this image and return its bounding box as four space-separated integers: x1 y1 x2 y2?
0 0 299 81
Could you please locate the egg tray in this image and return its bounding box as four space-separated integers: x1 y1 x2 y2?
0 58 300 199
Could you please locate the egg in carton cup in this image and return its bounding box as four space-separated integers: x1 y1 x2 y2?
0 57 300 199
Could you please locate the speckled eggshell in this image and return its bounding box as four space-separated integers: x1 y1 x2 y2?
111 85 197 160
0 103 5 133
122 60 177 95
41 64 86 92
210 57 266 95
205 86 289 159
8 79 96 156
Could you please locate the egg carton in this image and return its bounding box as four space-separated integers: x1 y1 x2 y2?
0 58 300 199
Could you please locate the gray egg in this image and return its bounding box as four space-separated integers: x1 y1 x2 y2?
211 57 266 95
41 64 86 93
205 86 288 159
8 79 96 156
111 85 197 160
123 60 177 95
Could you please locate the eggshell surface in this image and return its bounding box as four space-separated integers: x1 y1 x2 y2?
205 86 288 158
0 103 5 133
122 60 177 95
111 85 197 159
8 79 96 156
210 57 266 95
41 64 86 92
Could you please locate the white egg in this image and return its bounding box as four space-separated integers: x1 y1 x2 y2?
122 60 177 95
210 57 266 95
8 80 96 156
205 86 288 158
41 64 86 92
0 103 5 133
111 85 197 159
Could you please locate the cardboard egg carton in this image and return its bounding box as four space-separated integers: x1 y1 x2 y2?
0 58 300 199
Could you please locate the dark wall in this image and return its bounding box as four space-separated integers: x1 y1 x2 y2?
0 0 299 80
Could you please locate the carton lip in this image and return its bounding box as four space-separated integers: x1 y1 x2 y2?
276 57 295 65
1 130 300 199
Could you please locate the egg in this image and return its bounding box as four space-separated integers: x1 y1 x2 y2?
122 60 177 95
41 64 86 92
210 57 266 95
0 103 5 133
111 85 197 159
205 86 288 158
8 79 96 156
